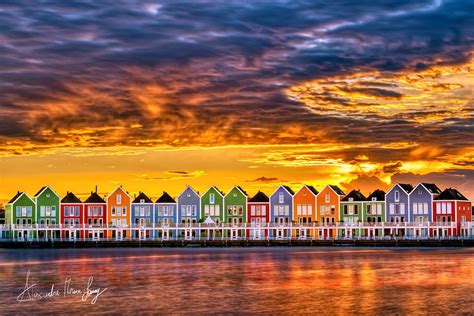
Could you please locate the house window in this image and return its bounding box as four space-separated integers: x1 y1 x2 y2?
112 207 116 216
325 192 330 203
210 193 215 204
372 197 377 201
140 199 145 203
70 207 75 217
279 193 284 204
395 191 400 202
116 194 122 204
122 207 127 216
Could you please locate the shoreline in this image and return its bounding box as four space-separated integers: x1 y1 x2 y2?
1 239 473 248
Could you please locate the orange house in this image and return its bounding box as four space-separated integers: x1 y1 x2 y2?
317 185 345 236
293 184 319 239
106 185 132 238
293 185 318 224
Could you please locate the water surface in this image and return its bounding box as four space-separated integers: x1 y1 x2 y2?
0 247 473 314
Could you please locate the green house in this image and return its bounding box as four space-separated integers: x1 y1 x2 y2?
5 191 36 239
34 186 60 227
363 189 386 237
224 186 248 238
339 190 365 238
201 186 225 224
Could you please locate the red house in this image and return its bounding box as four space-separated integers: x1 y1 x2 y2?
61 192 83 239
433 188 472 237
84 190 107 240
247 191 270 239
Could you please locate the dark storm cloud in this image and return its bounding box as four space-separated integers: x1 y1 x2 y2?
0 0 473 151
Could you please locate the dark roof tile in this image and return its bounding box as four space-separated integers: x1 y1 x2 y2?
156 192 176 203
249 191 269 203
132 192 153 203
61 192 82 203
342 189 366 202
435 188 468 201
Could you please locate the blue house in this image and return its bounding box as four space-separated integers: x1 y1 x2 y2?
385 183 413 236
155 191 177 239
131 192 154 239
177 186 200 239
269 185 294 238
177 186 200 225
155 191 177 227
409 183 441 237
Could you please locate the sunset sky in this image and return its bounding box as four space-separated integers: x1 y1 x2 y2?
0 0 473 204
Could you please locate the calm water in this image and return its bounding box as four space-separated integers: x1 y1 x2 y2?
0 247 473 315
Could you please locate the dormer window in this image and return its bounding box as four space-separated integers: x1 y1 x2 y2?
395 191 400 202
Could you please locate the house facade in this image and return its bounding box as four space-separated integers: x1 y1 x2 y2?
106 185 131 239
293 185 318 239
363 189 385 237
433 188 472 237
317 185 345 238
409 183 441 225
385 183 413 237
60 192 83 239
224 186 248 238
339 190 365 238
200 186 224 224
84 191 107 240
131 192 154 238
34 186 60 239
5 192 35 240
247 191 270 239
155 191 177 239
269 185 294 238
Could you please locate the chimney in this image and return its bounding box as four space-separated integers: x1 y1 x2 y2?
95 185 98 193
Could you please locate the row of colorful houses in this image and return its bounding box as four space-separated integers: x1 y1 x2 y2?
4 183 472 239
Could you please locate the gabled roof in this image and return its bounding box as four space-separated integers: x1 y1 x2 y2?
398 183 413 193
249 191 269 203
270 185 294 198
283 185 295 195
236 186 248 196
328 185 345 196
34 186 48 197
177 185 199 199
202 186 225 197
34 185 60 199
61 192 82 203
366 189 385 201
156 191 176 203
84 192 106 203
420 183 442 195
295 184 318 197
107 185 131 200
226 185 248 197
132 192 153 203
435 188 468 201
341 189 366 202
7 191 27 204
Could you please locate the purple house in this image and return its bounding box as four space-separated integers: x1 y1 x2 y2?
177 185 201 225
269 185 294 238
409 183 441 225
385 183 413 225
